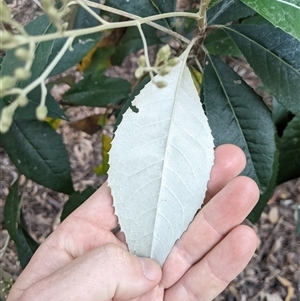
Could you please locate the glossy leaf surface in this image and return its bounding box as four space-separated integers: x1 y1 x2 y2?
4 180 21 247
205 29 242 56
112 25 161 65
64 74 131 107
207 0 255 25
203 55 276 193
224 24 300 115
241 0 300 41
47 34 101 77
0 120 73 194
16 226 39 269
105 0 176 27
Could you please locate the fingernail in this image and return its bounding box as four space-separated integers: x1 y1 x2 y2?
139 258 161 281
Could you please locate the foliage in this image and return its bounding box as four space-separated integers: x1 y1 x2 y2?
1 0 299 269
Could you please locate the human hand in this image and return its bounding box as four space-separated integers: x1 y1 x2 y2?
7 144 259 301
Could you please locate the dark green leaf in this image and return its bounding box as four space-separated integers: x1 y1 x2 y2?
203 55 276 192
241 0 300 41
1 91 67 121
83 47 115 76
204 29 242 56
61 187 96 221
277 114 300 184
12 89 66 121
112 25 161 65
208 0 223 9
0 120 74 194
174 13 198 40
22 15 56 86
64 74 131 107
224 24 300 115
16 226 39 269
72 0 100 29
272 97 294 137
47 33 101 77
105 0 175 27
207 0 255 25
248 147 279 222
4 180 21 247
241 14 271 25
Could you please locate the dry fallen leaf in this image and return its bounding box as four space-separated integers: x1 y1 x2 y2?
265 293 283 301
276 275 295 301
268 206 280 224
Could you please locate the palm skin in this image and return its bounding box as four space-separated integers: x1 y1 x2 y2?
7 144 259 301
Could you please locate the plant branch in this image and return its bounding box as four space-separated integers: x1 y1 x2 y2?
137 23 154 80
13 10 198 47
81 0 192 44
0 232 10 258
197 0 211 31
4 38 74 98
75 0 108 24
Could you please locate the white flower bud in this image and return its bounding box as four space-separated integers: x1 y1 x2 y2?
14 68 31 80
46 7 61 25
0 30 14 45
15 47 33 61
155 81 167 88
0 118 12 133
0 108 13 133
0 76 16 96
137 55 146 67
135 67 144 79
159 66 172 76
168 57 180 67
36 105 48 121
156 45 171 63
17 95 29 107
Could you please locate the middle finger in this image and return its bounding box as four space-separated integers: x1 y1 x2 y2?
161 176 259 288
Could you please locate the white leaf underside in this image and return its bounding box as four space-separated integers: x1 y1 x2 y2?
108 49 215 266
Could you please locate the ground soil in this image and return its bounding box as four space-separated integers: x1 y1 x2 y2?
1 1 299 300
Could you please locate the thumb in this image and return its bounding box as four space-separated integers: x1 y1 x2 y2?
19 243 162 301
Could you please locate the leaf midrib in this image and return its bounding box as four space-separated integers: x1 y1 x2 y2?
150 48 194 255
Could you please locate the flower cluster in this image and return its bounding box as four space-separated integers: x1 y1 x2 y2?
0 0 71 133
0 0 195 133
135 45 179 88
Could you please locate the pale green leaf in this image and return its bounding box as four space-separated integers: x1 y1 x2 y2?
108 49 215 266
241 0 300 41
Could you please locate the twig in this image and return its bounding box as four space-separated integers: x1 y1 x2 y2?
78 0 193 44
253 217 283 265
0 231 10 258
